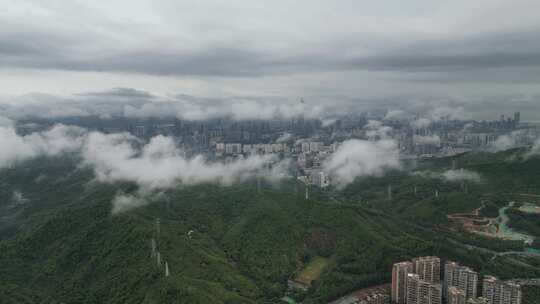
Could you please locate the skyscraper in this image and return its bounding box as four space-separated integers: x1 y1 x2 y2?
392 261 413 304
448 287 466 304
412 256 441 283
406 273 442 304
444 261 478 300
482 276 522 304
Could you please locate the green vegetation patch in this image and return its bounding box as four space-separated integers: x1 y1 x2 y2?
507 208 540 237
295 256 331 286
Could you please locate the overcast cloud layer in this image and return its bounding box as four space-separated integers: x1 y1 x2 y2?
1 1 540 119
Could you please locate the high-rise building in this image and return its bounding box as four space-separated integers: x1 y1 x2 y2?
448 287 466 304
412 256 441 283
407 274 420 304
467 298 488 304
310 171 329 188
482 276 522 304
392 261 413 304
444 261 478 300
406 273 442 304
427 283 442 304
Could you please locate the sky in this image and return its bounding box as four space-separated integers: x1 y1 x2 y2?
2 0 540 120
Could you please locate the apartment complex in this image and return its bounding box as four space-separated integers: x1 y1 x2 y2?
406 273 442 304
444 261 478 300
392 262 414 304
482 276 521 304
467 298 488 304
392 257 442 304
391 258 521 304
412 256 441 284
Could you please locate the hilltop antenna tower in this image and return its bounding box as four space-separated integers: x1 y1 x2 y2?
165 262 170 277
305 184 309 200
157 252 162 267
150 238 156 258
156 218 161 239
294 172 298 194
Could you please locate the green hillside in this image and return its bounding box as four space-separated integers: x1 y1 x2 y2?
334 150 540 225
1 152 540 303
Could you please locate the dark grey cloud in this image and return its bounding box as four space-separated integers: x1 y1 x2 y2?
1 0 540 118
3 21 540 79
76 49 271 77
4 40 540 78
0 32 65 56
0 46 273 77
336 29 540 73
77 87 156 99
354 52 540 72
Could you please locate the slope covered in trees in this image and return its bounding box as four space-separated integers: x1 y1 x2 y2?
1 151 540 303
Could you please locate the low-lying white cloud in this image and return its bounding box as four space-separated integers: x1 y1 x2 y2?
276 132 293 143
442 169 482 183
111 192 152 214
123 98 325 121
411 107 470 129
413 169 482 183
321 118 338 127
0 124 286 188
11 190 29 205
525 138 540 158
0 124 290 212
1 90 331 122
365 120 393 139
412 118 432 129
428 106 469 122
384 110 411 121
323 139 400 188
491 134 517 152
489 130 535 152
83 133 283 189
0 124 83 168
413 134 441 145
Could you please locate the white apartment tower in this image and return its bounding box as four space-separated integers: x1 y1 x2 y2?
412 256 441 283
444 261 478 300
392 261 413 304
406 273 442 304
482 276 521 304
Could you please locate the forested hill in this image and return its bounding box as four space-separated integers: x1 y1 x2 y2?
1 152 540 303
